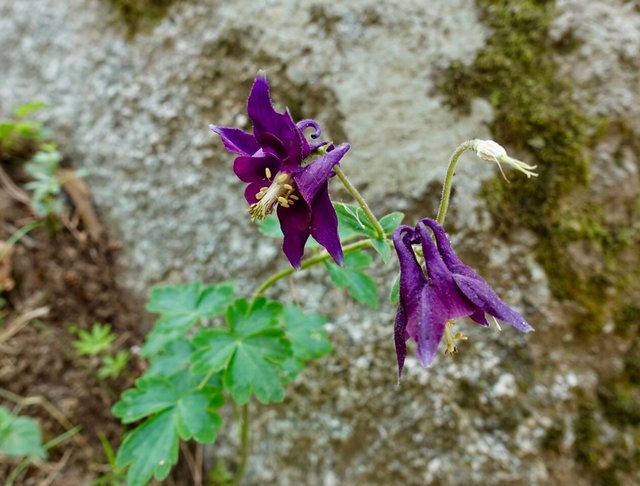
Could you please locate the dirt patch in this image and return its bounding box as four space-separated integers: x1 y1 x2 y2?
0 163 149 484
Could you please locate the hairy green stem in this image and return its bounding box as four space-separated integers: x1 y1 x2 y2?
231 403 250 486
333 166 385 238
253 239 373 297
436 140 474 225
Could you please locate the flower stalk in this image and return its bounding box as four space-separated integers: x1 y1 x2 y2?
436 139 538 225
230 404 250 486
254 238 374 298
436 140 473 225
333 166 385 239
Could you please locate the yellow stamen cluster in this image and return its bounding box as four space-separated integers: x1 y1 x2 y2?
444 321 468 355
248 171 299 221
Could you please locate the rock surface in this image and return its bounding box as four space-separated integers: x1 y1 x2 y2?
1 0 639 484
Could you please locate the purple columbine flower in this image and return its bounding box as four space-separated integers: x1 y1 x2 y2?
393 218 533 377
210 73 349 268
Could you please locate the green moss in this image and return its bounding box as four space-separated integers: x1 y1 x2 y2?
598 379 640 426
573 397 603 467
437 0 640 336
109 0 179 36
541 419 563 452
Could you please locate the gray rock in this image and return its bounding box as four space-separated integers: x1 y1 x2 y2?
2 0 639 484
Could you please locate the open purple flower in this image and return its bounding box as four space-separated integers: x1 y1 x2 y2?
210 73 349 268
393 218 533 377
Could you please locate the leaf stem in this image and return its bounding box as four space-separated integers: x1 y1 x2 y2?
253 239 373 298
333 166 385 239
435 140 474 225
231 403 250 486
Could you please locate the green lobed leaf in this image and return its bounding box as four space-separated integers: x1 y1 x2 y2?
379 211 404 234
13 101 48 118
334 203 376 238
282 305 333 361
343 249 373 270
191 298 292 405
390 272 400 305
98 350 130 380
0 406 46 459
74 323 115 356
113 371 224 486
112 377 179 423
279 305 333 381
325 251 378 308
116 410 178 486
142 281 235 357
255 215 282 238
146 338 194 378
370 238 392 263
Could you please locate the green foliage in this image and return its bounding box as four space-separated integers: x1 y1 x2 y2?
334 203 402 262
74 323 116 356
73 323 131 380
325 250 379 309
113 370 224 486
192 298 292 404
142 280 235 356
146 338 194 378
0 406 46 459
0 102 47 152
115 276 334 485
390 272 400 306
256 215 282 238
25 146 87 219
99 350 131 379
280 305 333 381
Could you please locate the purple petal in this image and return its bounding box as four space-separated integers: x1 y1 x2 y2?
416 222 453 282
244 180 268 204
247 75 288 137
415 287 447 367
452 271 534 333
309 183 343 265
394 304 408 379
277 202 311 268
209 125 259 156
469 309 490 326
296 119 322 139
420 218 463 268
416 223 475 320
392 226 427 340
247 76 303 165
294 143 350 204
256 131 289 159
233 154 281 183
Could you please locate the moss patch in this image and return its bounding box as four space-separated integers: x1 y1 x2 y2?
109 0 180 36
436 0 640 336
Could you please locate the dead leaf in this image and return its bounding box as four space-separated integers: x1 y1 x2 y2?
57 168 103 241
0 240 15 291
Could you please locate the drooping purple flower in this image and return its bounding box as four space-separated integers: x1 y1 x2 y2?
393 218 533 377
210 73 349 268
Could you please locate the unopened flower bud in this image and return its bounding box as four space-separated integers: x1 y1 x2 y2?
474 139 507 163
471 139 538 181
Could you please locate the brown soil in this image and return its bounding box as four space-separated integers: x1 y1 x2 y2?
0 163 149 485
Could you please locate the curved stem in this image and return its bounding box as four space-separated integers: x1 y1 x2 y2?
333 166 385 239
435 140 474 225
253 239 373 298
231 403 250 486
